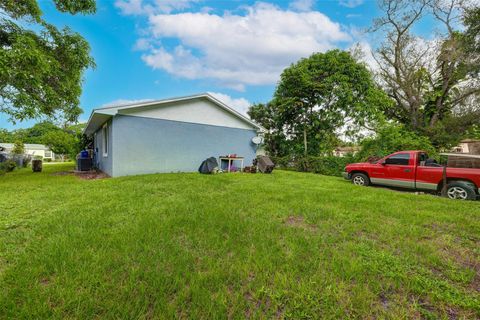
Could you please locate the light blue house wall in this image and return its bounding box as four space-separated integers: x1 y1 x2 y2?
85 94 264 177
110 115 257 177
93 119 113 176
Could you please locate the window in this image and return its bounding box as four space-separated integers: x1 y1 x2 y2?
385 153 410 165
418 152 427 165
44 151 52 158
102 123 108 157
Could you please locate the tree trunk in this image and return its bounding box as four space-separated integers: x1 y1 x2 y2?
410 106 419 130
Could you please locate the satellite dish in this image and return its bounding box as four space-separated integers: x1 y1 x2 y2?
252 136 263 145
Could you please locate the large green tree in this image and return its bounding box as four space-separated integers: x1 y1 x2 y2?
0 121 89 159
23 121 62 143
42 130 77 160
0 128 14 142
249 50 391 157
0 121 61 143
0 0 96 123
463 5 479 56
372 0 479 148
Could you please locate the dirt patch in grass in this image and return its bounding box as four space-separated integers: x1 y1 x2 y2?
51 171 109 180
379 292 390 310
284 216 317 232
445 248 480 293
51 171 73 176
39 278 50 286
471 273 480 293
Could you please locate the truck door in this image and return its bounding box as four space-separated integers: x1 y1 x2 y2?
415 153 443 191
372 152 415 188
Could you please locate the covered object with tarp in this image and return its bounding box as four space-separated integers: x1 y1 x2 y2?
198 157 219 174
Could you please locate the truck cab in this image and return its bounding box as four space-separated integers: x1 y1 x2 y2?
343 151 480 200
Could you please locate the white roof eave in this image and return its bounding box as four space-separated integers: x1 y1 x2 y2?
83 110 115 135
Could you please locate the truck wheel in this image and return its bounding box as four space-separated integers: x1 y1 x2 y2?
351 173 370 186
446 182 477 200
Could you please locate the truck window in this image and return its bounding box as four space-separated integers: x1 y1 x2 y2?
418 153 428 166
385 153 410 165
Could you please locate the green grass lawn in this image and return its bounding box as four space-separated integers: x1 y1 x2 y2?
1 164 479 319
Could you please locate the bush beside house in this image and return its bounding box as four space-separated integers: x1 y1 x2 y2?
0 160 16 175
272 154 358 177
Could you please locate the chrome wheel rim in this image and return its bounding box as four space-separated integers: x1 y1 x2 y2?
353 176 365 186
447 187 468 200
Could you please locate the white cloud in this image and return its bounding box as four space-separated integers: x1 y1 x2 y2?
339 0 364 8
100 99 154 108
347 26 379 72
289 0 314 12
116 0 202 15
135 2 350 90
349 41 378 72
133 38 153 51
115 0 144 15
207 92 251 115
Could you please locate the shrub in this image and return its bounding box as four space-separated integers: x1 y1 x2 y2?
299 155 359 176
22 155 32 167
270 156 296 170
0 160 16 173
272 154 359 177
12 141 25 155
357 124 436 161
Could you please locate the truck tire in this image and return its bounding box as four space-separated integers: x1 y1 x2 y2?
446 182 477 200
351 173 370 186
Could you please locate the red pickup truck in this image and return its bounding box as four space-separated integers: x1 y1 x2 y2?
343 150 480 200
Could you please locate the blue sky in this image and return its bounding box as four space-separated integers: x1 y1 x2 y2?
1 0 424 129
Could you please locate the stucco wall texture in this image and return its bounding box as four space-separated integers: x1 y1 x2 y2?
96 114 257 177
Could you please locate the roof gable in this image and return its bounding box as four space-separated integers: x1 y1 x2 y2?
84 93 264 135
119 97 253 130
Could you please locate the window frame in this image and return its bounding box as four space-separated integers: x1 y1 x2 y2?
102 123 108 157
385 153 410 166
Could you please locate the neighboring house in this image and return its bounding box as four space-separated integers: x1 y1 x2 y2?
84 93 265 177
333 146 360 157
0 143 55 160
452 139 480 155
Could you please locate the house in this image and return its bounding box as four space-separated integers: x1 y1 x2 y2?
452 139 480 155
84 93 264 177
333 146 360 157
0 143 55 160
